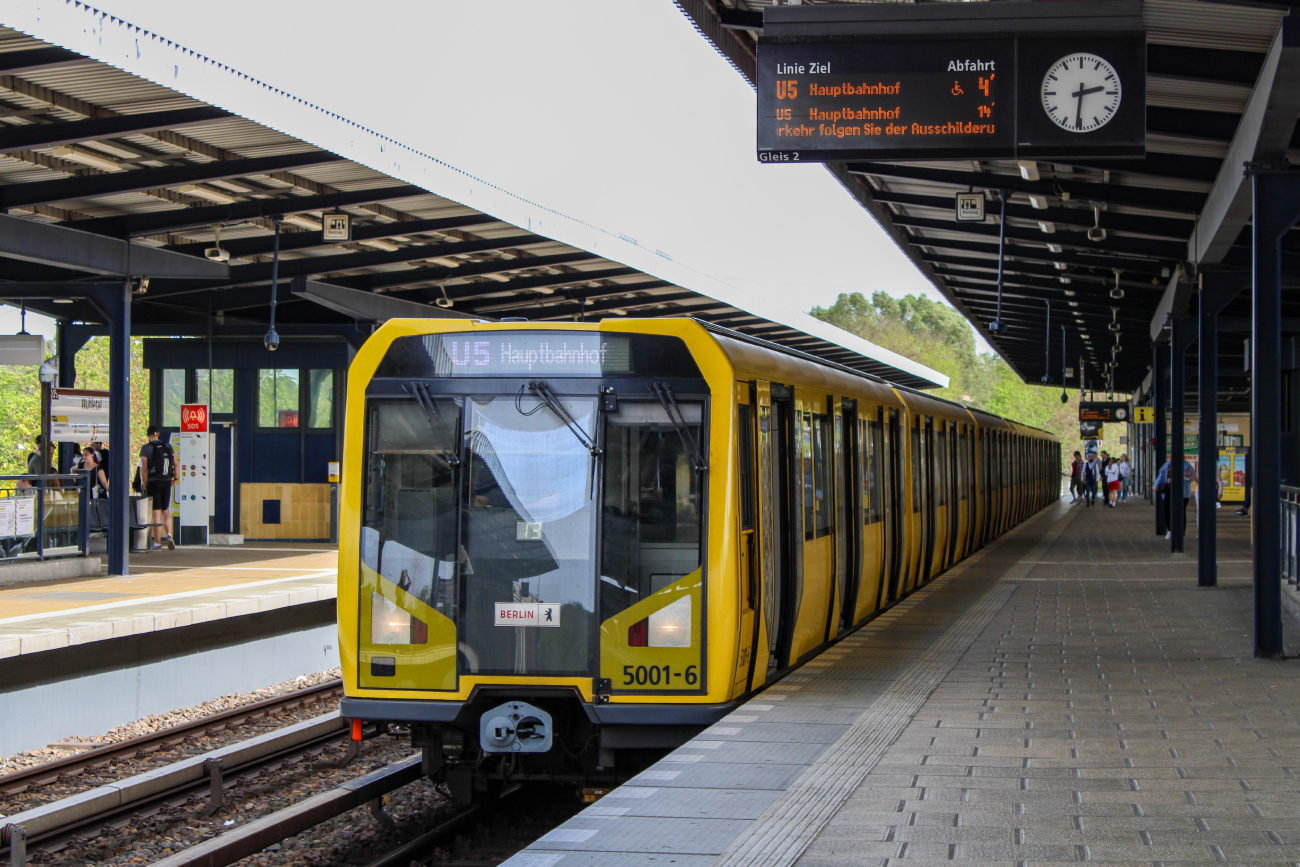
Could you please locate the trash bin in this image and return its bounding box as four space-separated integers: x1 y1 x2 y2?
130 495 152 551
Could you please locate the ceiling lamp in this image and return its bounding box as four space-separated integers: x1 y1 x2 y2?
360 239 400 252
1038 221 1056 234
176 184 236 204
1046 243 1063 253
428 257 461 268
1018 160 1040 181
1062 289 1076 296
1028 194 1048 209
283 214 322 231
484 273 514 282
1053 261 1068 270
52 144 124 172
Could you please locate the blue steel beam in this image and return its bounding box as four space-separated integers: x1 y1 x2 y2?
0 151 344 210
1249 168 1300 658
66 184 424 238
0 106 231 154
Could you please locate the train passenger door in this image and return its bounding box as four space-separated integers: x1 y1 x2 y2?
920 417 936 584
760 384 798 674
884 408 904 605
947 423 961 565
736 385 760 693
838 401 861 634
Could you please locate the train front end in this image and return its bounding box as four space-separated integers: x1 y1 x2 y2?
338 320 735 798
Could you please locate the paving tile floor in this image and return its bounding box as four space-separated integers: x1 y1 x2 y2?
505 496 1300 867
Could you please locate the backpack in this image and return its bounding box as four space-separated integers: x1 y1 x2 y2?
147 440 175 481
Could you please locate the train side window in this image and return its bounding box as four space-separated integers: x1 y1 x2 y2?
869 419 884 523
941 428 951 509
738 404 755 532
911 422 922 514
812 412 833 538
802 411 815 541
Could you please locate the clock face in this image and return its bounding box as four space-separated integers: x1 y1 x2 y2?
1115 407 1128 421
1041 53 1122 132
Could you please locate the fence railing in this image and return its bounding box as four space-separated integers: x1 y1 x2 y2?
0 473 93 563
1282 485 1300 587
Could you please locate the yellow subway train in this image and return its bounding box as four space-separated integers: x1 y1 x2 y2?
337 318 1058 799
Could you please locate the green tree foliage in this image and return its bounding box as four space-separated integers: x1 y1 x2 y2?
811 292 1082 473
0 336 149 477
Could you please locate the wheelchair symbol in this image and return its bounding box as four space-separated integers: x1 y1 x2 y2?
952 81 964 96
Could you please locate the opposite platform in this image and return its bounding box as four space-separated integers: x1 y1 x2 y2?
0 543 337 659
503 498 1300 867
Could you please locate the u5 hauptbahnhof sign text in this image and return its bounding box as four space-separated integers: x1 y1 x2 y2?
757 36 1145 162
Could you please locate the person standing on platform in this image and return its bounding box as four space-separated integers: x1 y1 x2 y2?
1155 456 1195 539
1069 451 1083 503
1105 457 1122 507
139 425 177 550
1118 454 1131 503
1083 451 1101 507
81 447 109 499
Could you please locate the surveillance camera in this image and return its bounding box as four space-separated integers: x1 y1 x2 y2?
1087 226 1107 242
264 327 280 352
1060 392 1069 404
205 246 230 262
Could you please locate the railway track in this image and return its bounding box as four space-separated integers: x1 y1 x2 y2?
0 682 354 866
0 678 344 796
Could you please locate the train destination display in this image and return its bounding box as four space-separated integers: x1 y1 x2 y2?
757 36 1145 162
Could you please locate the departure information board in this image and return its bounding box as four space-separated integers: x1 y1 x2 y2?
757 35 1145 162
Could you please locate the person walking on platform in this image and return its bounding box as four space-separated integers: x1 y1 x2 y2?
1069 451 1083 503
1082 451 1101 507
1105 457 1122 507
1118 454 1131 502
139 425 178 550
1155 456 1195 539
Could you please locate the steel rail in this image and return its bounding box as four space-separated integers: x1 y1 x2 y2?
145 755 424 867
0 678 343 795
0 712 352 864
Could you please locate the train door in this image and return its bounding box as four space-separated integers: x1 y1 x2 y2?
964 425 977 556
763 385 799 674
736 385 760 694
887 408 906 602
839 401 861 633
920 417 937 584
947 423 961 565
827 401 848 641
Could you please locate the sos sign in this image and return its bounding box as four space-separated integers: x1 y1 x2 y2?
180 404 208 433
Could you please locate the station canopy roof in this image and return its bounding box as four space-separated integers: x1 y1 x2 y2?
0 21 948 391
678 0 1300 401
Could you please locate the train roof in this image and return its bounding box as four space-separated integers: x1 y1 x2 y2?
700 319 1059 442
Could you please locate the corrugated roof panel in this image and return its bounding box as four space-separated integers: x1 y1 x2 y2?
1144 0 1282 51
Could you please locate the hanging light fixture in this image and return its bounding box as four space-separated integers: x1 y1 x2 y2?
1110 269 1124 300
1087 203 1107 242
264 215 282 351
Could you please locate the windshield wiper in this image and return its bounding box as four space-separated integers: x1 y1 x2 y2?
649 382 706 472
403 382 461 467
523 380 601 457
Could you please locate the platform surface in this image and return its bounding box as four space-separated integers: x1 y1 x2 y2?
0 543 337 658
504 497 1300 867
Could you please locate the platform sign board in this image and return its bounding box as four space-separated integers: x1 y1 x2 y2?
757 34 1145 162
955 192 985 222
174 404 210 544
1134 406 1154 424
49 388 109 441
1079 401 1129 423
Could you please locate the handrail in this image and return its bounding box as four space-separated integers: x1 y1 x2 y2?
0 473 93 563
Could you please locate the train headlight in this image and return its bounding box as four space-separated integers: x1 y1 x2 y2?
647 596 692 648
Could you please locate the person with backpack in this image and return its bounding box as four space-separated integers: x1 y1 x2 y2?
139 425 177 550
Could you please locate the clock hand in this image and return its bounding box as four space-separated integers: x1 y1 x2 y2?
1071 83 1105 129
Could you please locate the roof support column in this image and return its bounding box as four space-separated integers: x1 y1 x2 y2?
1154 342 1169 537
1197 273 1248 588
1170 319 1195 554
1249 169 1300 658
